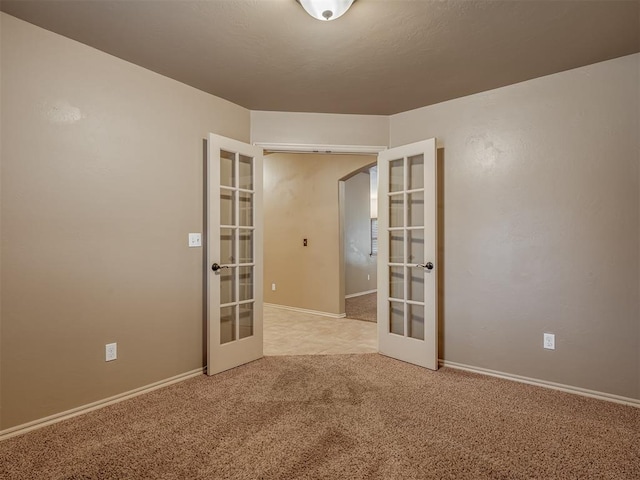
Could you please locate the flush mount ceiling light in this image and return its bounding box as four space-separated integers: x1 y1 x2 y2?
297 0 355 21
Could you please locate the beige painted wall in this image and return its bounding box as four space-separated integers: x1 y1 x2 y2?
391 54 640 400
250 110 389 148
344 172 377 296
0 13 250 429
263 153 374 315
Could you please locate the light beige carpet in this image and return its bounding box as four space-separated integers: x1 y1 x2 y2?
345 292 377 323
1 354 639 479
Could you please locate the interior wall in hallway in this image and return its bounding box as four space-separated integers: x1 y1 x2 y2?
263 153 374 315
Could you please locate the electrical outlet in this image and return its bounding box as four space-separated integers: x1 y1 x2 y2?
271 283 276 291
367 274 370 281
106 343 117 361
543 333 555 350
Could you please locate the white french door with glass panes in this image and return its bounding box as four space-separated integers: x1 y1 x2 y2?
377 138 438 370
207 133 263 375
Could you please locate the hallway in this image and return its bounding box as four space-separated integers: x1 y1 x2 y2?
263 305 377 356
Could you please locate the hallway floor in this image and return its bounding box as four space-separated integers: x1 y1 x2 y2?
264 305 377 356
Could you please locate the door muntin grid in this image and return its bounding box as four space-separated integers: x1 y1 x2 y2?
219 149 256 345
387 154 426 341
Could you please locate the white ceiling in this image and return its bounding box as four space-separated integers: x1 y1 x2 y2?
2 0 638 115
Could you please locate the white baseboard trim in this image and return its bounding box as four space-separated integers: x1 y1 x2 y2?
265 303 346 319
0 367 205 441
345 289 377 299
439 360 640 408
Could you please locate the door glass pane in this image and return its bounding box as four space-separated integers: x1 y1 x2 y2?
390 301 404 335
409 268 425 302
409 304 425 340
239 229 253 263
408 154 424 190
239 303 254 339
239 155 253 190
239 266 253 301
220 189 235 226
389 231 404 263
220 267 236 304
389 159 404 192
408 229 424 264
220 305 236 344
408 192 424 227
220 150 236 188
220 228 236 264
389 194 404 227
239 192 253 226
389 266 404 299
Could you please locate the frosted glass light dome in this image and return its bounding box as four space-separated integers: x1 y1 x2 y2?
298 0 355 21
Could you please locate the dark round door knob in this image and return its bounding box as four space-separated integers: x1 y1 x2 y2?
211 263 221 272
426 262 434 270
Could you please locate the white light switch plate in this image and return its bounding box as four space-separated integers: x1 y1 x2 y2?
188 233 202 247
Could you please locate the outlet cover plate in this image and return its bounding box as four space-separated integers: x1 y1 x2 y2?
543 333 555 350
106 343 117 361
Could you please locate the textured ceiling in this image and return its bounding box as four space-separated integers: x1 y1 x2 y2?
1 0 639 115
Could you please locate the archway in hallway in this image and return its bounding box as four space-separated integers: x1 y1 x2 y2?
339 162 378 324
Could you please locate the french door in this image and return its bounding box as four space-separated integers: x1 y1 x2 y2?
207 133 263 375
377 138 438 370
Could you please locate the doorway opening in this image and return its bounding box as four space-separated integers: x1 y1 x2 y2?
339 163 378 324
261 151 378 355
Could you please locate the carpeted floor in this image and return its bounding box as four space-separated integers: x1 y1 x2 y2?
345 292 377 323
1 354 639 479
